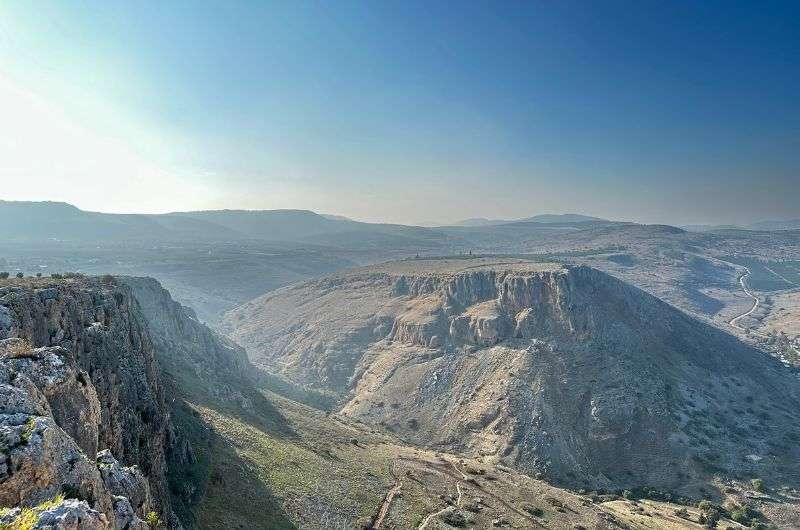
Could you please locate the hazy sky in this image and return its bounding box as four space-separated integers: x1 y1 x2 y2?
0 1 798 225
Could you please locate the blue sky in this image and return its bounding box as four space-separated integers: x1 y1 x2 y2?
0 1 798 225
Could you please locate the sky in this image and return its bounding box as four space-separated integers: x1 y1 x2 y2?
0 1 798 226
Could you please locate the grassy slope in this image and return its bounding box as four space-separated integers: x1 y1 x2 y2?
157 314 797 529
169 373 797 529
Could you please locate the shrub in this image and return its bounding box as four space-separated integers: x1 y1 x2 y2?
5 494 66 528
698 500 715 511
15 272 23 278
100 274 115 284
524 505 544 517
146 511 164 529
3 339 34 359
35 272 42 277
441 511 466 527
750 478 764 492
51 273 63 279
0 272 8 279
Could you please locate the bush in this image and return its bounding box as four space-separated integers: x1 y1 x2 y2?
15 272 23 278
100 274 115 284
441 511 466 527
750 478 764 492
698 500 716 511
0 272 8 279
51 273 63 279
524 506 544 517
146 511 164 529
2 339 34 359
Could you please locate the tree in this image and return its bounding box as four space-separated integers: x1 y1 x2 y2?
0 272 9 279
15 272 23 278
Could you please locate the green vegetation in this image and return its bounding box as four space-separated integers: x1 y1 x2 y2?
0 272 8 279
750 478 764 492
524 505 544 517
145 511 164 529
19 418 36 445
0 494 65 530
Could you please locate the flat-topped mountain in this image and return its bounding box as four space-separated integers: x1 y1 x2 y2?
224 258 800 494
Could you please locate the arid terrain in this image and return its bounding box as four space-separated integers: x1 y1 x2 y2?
3 205 800 528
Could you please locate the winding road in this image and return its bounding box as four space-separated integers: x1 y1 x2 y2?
728 268 759 331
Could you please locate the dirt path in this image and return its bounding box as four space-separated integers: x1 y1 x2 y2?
417 461 466 530
418 503 454 530
374 480 403 529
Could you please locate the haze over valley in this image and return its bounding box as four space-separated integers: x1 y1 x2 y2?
1 2 800 529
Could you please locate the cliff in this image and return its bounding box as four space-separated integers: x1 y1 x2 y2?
224 258 800 494
0 275 253 529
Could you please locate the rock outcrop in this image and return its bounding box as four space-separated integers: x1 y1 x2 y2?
0 275 270 529
0 278 174 527
0 340 152 529
0 498 109 529
224 259 800 494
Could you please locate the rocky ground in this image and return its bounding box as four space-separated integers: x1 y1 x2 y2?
224 258 800 526
3 260 800 528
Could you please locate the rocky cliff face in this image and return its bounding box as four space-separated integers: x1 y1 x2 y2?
0 339 152 529
0 275 252 529
121 277 251 408
0 278 172 520
225 259 800 494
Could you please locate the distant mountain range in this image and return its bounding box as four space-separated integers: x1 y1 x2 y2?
0 201 612 244
449 213 607 227
748 219 800 231
682 219 800 232
5 200 793 250
0 200 441 244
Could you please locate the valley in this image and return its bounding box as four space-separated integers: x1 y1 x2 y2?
3 3 799 527
2 204 800 528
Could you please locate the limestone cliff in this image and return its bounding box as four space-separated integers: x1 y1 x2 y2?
0 275 248 529
225 259 800 494
0 340 152 529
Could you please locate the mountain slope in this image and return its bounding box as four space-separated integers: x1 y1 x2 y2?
224 258 800 496
748 219 800 231
0 201 455 248
451 214 608 227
